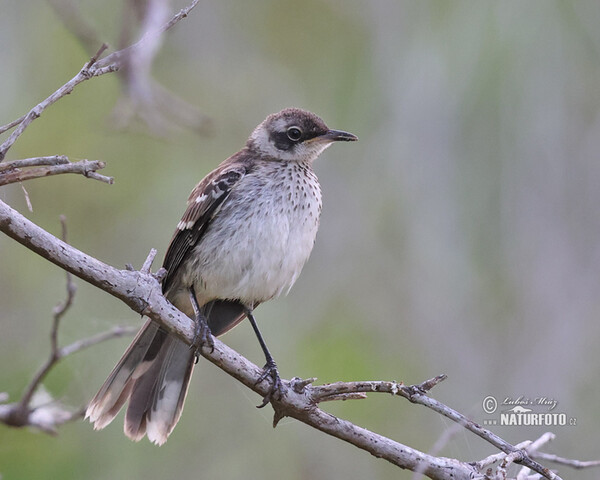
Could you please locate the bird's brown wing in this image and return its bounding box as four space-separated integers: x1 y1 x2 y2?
161 159 249 293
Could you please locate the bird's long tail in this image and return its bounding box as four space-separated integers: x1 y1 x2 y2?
85 319 195 446
85 299 248 445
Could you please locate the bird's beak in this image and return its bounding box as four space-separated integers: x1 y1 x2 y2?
322 129 358 142
309 129 358 143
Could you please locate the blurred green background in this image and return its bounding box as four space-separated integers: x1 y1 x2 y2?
2 1 600 478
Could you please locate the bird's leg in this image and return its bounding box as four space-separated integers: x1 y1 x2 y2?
189 286 214 362
246 310 283 408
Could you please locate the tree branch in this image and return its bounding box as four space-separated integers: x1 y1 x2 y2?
532 452 600 470
0 157 113 186
0 0 200 161
0 114 27 136
0 155 70 171
0 216 137 433
309 378 558 478
0 44 111 161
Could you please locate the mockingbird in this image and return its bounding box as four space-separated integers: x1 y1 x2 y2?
86 108 357 445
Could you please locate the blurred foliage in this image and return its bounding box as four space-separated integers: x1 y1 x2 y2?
2 1 600 479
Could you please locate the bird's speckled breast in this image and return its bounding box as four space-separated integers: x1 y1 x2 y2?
183 161 322 307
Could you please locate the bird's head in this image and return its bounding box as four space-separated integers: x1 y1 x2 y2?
247 108 357 162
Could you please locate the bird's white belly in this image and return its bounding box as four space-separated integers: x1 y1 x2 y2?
185 163 322 306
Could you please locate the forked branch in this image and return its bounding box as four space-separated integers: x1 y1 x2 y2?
0 216 136 434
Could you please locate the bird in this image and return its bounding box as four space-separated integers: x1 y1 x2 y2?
85 107 358 445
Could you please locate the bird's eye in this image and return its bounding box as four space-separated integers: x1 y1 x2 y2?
286 126 303 142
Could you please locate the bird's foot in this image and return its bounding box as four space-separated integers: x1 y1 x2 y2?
190 316 214 363
188 286 214 362
255 358 283 408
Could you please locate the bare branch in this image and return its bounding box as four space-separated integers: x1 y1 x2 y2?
141 248 158 274
59 325 138 357
51 216 77 350
0 0 199 161
0 158 113 186
531 452 600 470
0 114 27 135
18 216 77 410
0 386 84 435
0 44 112 161
0 215 136 434
0 322 136 433
20 183 33 212
309 378 560 479
0 155 70 172
49 0 209 136
476 439 534 471
402 384 558 479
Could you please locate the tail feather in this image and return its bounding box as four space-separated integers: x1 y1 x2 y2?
123 335 195 445
86 320 159 429
123 341 168 441
145 338 195 445
86 299 249 444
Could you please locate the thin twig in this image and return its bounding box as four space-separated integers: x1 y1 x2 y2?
402 386 558 479
0 0 199 161
310 378 558 480
0 45 105 161
531 452 600 470
499 449 532 478
20 183 33 212
0 216 135 433
476 439 533 470
0 323 137 433
85 43 108 68
0 114 27 136
527 432 555 452
141 248 158 274
59 325 138 357
0 155 70 172
51 216 77 351
18 216 76 410
0 159 113 186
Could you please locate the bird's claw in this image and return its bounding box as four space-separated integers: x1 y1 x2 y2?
190 316 214 363
255 359 283 408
